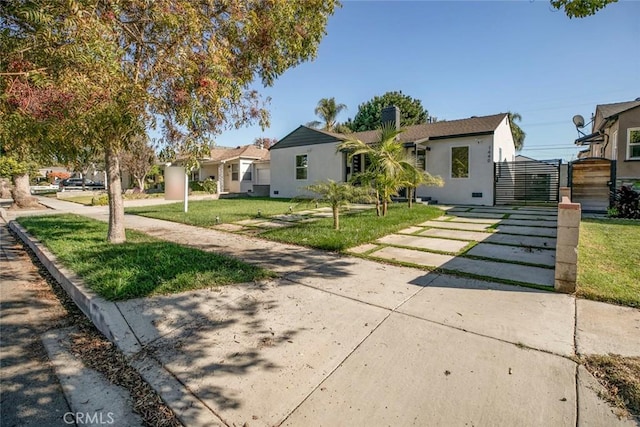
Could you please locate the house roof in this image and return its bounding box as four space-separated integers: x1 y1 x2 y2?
596 99 640 120
270 113 508 150
203 145 270 162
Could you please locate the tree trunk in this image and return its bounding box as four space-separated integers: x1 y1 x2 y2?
332 205 339 230
135 176 146 192
1 178 13 199
407 187 413 208
375 190 381 217
11 173 40 208
105 145 126 243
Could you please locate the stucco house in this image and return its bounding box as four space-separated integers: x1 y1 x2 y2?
269 109 515 205
191 144 270 195
575 99 640 189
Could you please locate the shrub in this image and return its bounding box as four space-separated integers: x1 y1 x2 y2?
610 186 640 219
91 194 109 206
201 178 217 194
189 181 204 192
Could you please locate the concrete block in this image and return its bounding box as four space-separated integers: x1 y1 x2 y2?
556 226 580 247
557 207 581 229
555 245 578 265
555 261 577 283
554 278 576 294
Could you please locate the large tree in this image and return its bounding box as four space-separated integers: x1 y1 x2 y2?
307 97 347 131
347 91 428 132
508 112 526 152
1 1 338 243
120 137 156 191
550 0 618 18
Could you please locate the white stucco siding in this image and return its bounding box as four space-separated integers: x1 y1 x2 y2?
270 142 345 198
199 165 219 181
417 135 495 205
493 116 516 162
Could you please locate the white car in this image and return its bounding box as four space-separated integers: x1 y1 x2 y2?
30 183 60 194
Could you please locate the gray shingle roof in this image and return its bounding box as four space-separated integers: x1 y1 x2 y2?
271 113 508 150
596 100 640 120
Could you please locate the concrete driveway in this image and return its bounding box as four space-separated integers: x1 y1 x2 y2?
349 205 558 288
7 198 640 426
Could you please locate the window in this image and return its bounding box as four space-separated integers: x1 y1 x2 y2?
296 154 308 180
628 128 640 160
242 169 252 181
451 146 469 178
231 163 239 181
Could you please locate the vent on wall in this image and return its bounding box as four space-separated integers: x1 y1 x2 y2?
472 192 483 198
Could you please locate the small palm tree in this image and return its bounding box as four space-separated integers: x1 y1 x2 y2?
304 180 372 230
508 112 526 151
338 124 429 216
307 98 347 131
400 163 443 208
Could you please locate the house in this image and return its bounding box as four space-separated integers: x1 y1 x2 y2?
193 145 270 195
269 108 515 205
575 99 640 189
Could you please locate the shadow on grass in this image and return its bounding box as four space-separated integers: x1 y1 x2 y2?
16 214 273 301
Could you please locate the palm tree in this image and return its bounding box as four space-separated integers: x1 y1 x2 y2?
508 112 526 151
400 163 443 208
303 180 372 230
338 124 433 216
307 98 347 131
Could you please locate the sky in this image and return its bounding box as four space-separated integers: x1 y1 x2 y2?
213 0 640 161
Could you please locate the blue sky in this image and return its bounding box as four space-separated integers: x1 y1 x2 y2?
214 0 640 161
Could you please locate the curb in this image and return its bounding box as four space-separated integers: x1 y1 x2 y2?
41 326 144 427
9 220 142 356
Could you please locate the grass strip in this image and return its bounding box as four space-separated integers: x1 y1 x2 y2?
17 214 275 301
577 218 640 308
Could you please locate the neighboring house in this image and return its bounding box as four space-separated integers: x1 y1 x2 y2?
575 99 640 189
194 145 270 195
270 108 515 205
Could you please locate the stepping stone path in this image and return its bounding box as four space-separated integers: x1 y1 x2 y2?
214 204 377 234
349 205 559 288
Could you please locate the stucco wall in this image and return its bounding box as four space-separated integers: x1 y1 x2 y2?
417 135 495 205
493 116 516 162
270 142 345 199
616 109 640 182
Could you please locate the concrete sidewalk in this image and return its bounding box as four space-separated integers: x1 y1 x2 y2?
6 197 640 426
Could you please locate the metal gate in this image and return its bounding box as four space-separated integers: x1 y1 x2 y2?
569 158 616 212
494 159 561 205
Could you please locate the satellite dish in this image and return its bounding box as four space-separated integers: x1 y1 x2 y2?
572 114 585 128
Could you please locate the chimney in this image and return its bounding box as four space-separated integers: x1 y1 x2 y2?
381 105 400 131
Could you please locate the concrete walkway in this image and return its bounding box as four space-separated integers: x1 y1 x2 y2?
4 197 640 426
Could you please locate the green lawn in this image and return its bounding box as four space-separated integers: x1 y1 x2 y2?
17 214 275 301
261 204 443 251
578 218 640 308
126 197 310 226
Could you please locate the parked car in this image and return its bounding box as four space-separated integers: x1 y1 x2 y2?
59 178 105 191
30 182 60 194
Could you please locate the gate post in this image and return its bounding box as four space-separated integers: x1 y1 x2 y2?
555 196 581 293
